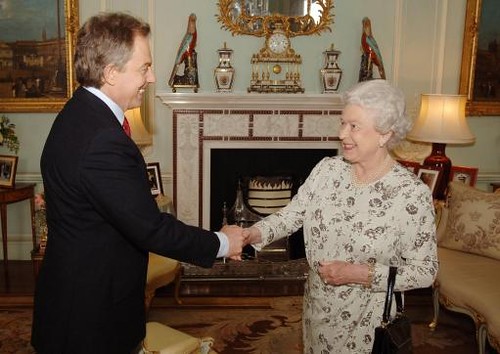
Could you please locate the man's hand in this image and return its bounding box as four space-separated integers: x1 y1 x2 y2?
220 225 249 260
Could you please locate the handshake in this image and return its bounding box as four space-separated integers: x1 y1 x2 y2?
219 224 261 260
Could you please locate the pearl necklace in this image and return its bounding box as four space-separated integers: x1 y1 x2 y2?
351 155 394 187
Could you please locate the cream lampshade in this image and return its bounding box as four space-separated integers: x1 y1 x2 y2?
125 107 152 146
407 94 475 199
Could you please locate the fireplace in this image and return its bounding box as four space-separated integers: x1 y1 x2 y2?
157 93 344 294
211 148 337 260
209 148 337 230
157 92 344 230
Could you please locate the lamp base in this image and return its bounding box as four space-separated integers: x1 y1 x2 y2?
422 143 451 200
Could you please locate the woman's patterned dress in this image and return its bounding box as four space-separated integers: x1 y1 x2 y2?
253 156 438 353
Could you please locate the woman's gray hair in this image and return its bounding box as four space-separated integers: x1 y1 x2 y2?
343 79 412 149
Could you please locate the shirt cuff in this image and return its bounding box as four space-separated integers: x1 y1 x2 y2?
215 231 229 258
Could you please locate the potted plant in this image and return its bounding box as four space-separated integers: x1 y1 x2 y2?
0 115 20 154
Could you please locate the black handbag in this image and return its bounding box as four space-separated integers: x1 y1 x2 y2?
371 266 412 354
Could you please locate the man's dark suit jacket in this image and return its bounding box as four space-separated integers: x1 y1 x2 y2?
31 87 220 354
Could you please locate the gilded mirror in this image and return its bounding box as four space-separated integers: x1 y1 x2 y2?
216 0 334 38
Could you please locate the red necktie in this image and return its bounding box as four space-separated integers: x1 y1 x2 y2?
122 116 131 138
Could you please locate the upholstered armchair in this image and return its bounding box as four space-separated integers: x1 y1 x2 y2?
145 253 181 311
145 195 182 312
142 322 216 354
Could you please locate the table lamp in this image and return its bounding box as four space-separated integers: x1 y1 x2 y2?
125 107 152 146
406 94 475 199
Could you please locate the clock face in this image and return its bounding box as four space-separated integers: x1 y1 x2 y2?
268 32 289 54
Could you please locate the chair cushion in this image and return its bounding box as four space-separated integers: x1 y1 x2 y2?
143 322 200 353
146 253 179 294
436 248 500 342
439 181 500 260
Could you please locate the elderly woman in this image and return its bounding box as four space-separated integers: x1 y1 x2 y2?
246 79 438 353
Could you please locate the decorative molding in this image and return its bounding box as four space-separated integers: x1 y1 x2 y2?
157 92 344 110
15 173 173 193
392 0 404 84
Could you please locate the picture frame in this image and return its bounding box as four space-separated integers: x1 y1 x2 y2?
396 160 421 174
146 162 164 196
449 165 478 186
417 167 442 197
0 0 79 113
0 155 19 188
459 0 500 115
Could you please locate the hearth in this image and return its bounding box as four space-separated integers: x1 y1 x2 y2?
179 258 309 296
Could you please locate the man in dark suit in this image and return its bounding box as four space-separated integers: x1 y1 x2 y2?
31 13 247 354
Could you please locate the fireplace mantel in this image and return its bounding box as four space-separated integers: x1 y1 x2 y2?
157 91 343 110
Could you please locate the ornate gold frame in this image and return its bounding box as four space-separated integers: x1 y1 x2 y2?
0 0 79 113
459 0 500 116
216 0 333 38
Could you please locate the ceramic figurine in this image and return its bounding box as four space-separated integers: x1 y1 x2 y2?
168 13 199 92
359 17 386 82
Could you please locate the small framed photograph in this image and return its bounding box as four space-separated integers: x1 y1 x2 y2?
417 167 442 197
450 165 478 187
146 162 164 196
397 160 421 174
0 155 19 188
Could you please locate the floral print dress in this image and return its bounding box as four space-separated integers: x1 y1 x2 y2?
252 156 438 353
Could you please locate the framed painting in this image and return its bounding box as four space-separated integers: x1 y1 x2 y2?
0 0 79 113
146 162 164 196
0 155 19 188
449 165 478 186
417 167 442 198
459 0 500 115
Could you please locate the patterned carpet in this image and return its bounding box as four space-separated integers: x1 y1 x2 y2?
150 295 485 354
0 295 497 353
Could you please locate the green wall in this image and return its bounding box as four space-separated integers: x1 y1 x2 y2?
1 0 499 259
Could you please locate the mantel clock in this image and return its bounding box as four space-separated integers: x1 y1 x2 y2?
217 0 334 94
249 24 304 93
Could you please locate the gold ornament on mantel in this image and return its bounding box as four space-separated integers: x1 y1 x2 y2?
248 23 304 93
216 0 335 94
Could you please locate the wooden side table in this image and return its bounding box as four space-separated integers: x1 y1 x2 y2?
0 183 36 282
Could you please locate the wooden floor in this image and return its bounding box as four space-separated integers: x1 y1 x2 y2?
0 260 35 307
0 260 36 294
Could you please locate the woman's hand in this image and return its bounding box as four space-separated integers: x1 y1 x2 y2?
244 226 262 245
318 260 369 286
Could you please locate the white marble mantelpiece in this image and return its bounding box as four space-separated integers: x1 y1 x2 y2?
157 91 344 110
158 92 344 228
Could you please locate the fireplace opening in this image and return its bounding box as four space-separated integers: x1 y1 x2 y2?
210 148 337 259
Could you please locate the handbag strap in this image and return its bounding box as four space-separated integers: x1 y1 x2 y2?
382 266 404 323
